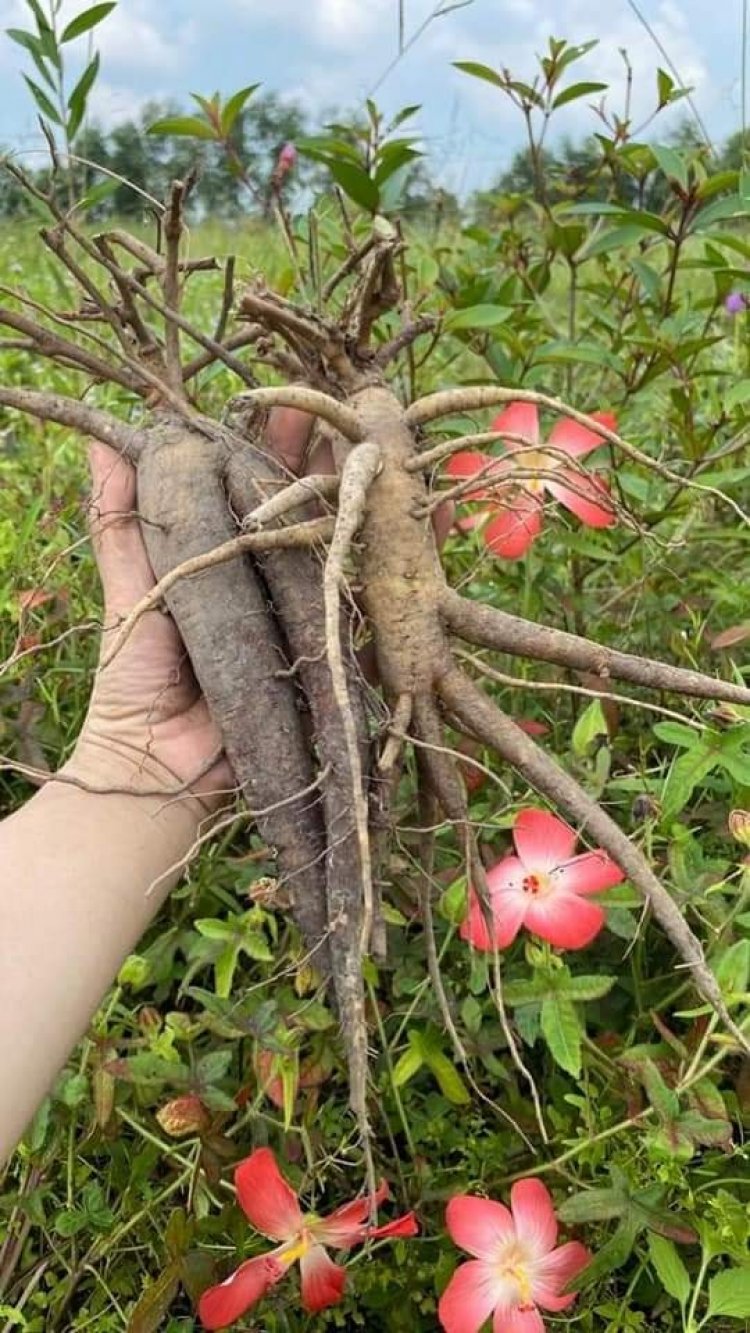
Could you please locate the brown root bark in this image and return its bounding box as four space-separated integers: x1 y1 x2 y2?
441 587 750 706
136 419 331 960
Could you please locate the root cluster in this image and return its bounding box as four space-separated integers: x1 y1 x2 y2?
2 164 749 1175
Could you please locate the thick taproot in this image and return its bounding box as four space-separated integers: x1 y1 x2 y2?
137 423 328 953
352 385 451 696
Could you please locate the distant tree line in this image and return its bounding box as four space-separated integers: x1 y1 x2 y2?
1 101 749 223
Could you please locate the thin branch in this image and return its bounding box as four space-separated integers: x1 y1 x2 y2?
441 587 750 706
456 650 706 731
376 315 438 368
0 387 144 459
163 179 187 395
100 517 335 669
323 235 378 301
378 692 413 773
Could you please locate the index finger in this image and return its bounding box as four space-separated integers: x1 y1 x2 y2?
265 407 315 475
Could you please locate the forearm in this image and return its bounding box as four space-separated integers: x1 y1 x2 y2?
0 756 204 1163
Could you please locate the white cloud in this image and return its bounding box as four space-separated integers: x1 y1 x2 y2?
442 0 709 141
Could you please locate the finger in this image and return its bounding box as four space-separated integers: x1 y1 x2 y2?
265 407 314 475
87 442 157 615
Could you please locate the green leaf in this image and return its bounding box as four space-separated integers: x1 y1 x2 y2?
220 84 259 136
715 939 750 996
392 1045 423 1088
558 1187 625 1225
707 1267 750 1319
60 3 116 43
660 743 718 823
572 698 608 759
657 67 674 105
651 144 689 191
326 160 380 212
541 993 581 1076
66 52 99 139
574 1215 640 1289
552 81 607 109
582 224 656 259
647 1233 690 1306
725 380 750 410
147 115 217 140
563 974 617 1001
453 60 506 90
630 258 662 303
422 1048 471 1104
214 944 241 998
128 1264 181 1333
22 74 62 125
653 721 701 748
446 304 512 331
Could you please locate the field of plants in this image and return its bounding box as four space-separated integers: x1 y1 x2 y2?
1 10 750 1333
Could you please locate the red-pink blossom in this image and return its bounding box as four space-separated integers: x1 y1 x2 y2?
446 402 616 560
461 808 624 952
439 1178 590 1333
198 1148 418 1328
277 141 297 171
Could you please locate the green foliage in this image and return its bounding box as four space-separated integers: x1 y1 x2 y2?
2 21 750 1333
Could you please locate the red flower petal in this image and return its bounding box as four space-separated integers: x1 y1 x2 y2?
491 403 540 447
235 1148 302 1242
198 1254 284 1330
446 450 490 481
552 850 623 897
483 858 531 948
524 891 606 950
369 1211 420 1240
438 1259 503 1333
547 470 615 528
459 890 496 951
510 1179 557 1258
314 1181 389 1248
547 412 615 458
484 495 543 560
513 809 577 873
532 1240 590 1311
445 1196 515 1259
299 1244 347 1313
493 1305 545 1333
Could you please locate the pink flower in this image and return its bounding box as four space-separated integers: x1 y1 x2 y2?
446 402 616 559
439 1178 590 1333
198 1148 418 1328
460 808 624 952
277 141 297 172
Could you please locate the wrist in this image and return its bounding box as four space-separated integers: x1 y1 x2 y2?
62 731 214 826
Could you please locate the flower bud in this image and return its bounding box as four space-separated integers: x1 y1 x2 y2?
728 809 750 848
156 1094 209 1138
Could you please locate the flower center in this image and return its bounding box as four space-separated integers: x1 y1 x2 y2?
497 1241 533 1305
510 447 555 494
279 1230 312 1267
522 870 550 897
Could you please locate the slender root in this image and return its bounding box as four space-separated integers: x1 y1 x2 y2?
241 474 340 530
441 587 750 706
378 693 413 773
100 517 334 669
324 442 382 960
230 387 364 442
0 388 144 459
412 693 548 1140
406 386 748 525
437 664 750 1058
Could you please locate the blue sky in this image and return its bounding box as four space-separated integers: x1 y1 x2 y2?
0 0 746 193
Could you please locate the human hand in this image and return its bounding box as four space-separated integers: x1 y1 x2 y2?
65 441 233 805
